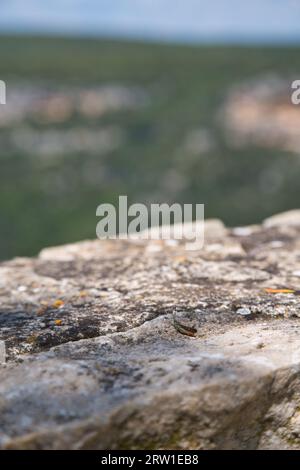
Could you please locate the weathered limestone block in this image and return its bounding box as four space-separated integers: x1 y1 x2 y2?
0 213 300 449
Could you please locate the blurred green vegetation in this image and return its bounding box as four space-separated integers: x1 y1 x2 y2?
0 36 300 260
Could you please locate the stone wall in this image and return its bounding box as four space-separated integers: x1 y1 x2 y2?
1 210 300 449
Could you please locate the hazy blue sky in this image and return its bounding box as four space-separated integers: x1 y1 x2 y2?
0 0 299 43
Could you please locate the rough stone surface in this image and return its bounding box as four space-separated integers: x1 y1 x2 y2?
1 212 300 449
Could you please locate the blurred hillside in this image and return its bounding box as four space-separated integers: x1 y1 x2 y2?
0 36 300 260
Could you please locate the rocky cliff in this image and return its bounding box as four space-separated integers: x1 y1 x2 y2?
1 210 300 449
